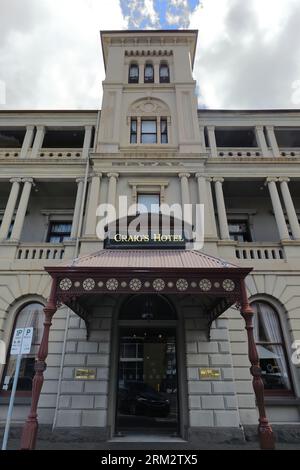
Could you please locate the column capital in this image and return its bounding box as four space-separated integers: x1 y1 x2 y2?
265 125 274 131
213 177 224 183
26 125 35 131
9 177 22 183
22 177 34 184
195 173 213 182
178 172 190 179
207 125 215 131
75 177 85 184
278 177 290 183
107 172 119 179
84 125 93 131
255 125 264 132
35 125 45 131
265 177 278 184
90 172 102 179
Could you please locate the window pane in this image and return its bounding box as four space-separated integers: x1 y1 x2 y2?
131 120 137 132
252 302 292 392
141 120 156 133
137 194 160 213
144 64 154 81
141 134 156 144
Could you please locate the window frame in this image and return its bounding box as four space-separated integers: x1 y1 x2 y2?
252 301 294 397
144 63 154 83
46 220 72 243
159 63 170 83
228 219 252 242
0 302 45 398
128 63 139 84
130 118 137 144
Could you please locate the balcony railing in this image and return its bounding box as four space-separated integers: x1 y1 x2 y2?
0 148 21 158
235 243 285 260
37 148 82 158
0 148 83 159
217 148 261 158
278 148 300 158
16 243 65 260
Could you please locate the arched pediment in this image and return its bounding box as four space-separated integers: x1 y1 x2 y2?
128 97 170 117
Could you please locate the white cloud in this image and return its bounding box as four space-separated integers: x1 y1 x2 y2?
0 0 126 109
190 0 300 109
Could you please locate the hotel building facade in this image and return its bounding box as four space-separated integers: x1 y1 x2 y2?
0 30 299 448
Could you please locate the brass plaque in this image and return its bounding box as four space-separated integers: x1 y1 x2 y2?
199 368 221 380
75 368 96 380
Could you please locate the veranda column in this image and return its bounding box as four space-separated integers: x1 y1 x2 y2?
195 174 217 238
239 279 275 450
70 178 85 239
107 173 119 207
255 125 270 157
213 177 230 240
20 280 58 450
85 173 102 237
207 125 218 158
279 177 300 240
31 125 45 158
20 125 35 159
265 125 280 158
82 125 93 159
0 178 22 240
266 177 290 241
10 178 34 242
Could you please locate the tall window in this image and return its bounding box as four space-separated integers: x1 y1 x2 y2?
252 301 293 395
228 219 252 242
161 119 168 144
129 63 139 83
1 303 44 395
47 221 72 243
130 119 137 144
159 63 170 83
141 120 157 144
144 63 154 83
130 117 169 144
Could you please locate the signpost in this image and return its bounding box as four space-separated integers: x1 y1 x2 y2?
1 327 33 450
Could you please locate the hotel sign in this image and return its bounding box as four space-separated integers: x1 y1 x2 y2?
199 368 221 380
74 368 96 380
105 232 186 249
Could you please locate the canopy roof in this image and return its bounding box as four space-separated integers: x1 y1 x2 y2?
46 249 252 338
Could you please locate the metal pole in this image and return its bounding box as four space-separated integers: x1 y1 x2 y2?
2 353 22 450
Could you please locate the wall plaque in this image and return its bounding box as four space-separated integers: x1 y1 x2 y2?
75 368 96 380
199 368 221 380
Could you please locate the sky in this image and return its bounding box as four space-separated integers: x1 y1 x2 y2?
0 0 300 110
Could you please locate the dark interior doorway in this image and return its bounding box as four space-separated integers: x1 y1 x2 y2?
115 295 179 435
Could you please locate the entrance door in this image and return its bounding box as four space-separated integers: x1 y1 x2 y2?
116 327 178 434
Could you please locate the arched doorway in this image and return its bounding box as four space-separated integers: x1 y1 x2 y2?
115 294 179 436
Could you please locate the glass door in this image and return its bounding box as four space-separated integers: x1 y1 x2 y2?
116 327 178 434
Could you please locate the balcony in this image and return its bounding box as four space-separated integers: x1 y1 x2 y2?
16 243 65 261
235 242 285 260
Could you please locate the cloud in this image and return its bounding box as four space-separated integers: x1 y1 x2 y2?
0 0 126 109
166 0 193 28
120 0 159 29
190 0 300 109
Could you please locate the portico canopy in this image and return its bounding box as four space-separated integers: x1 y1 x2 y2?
46 249 251 337
20 249 275 451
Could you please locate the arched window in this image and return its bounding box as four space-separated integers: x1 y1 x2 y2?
159 63 170 83
128 63 139 83
252 301 293 395
144 63 154 83
1 303 44 396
